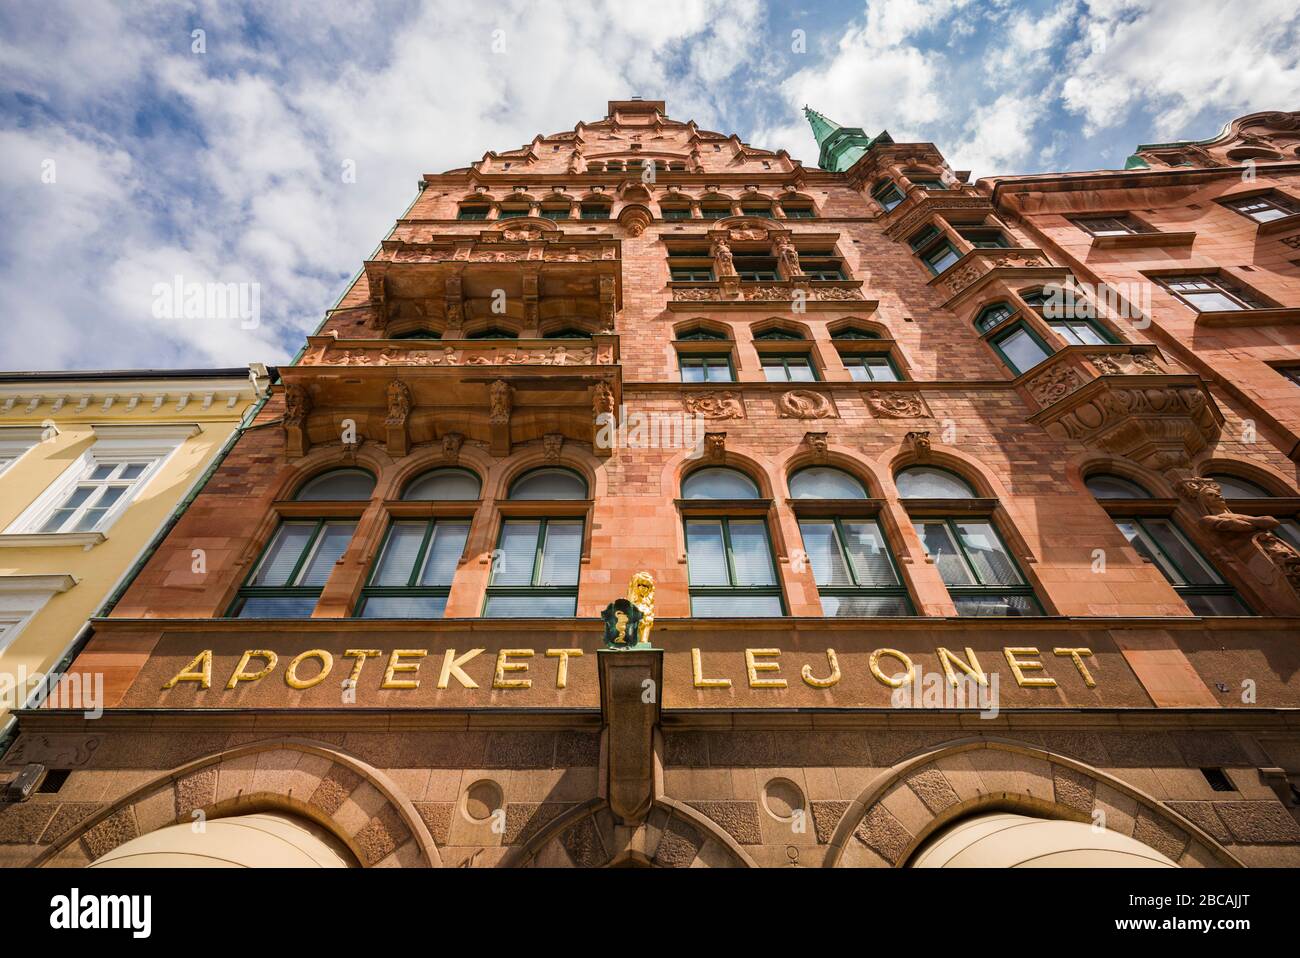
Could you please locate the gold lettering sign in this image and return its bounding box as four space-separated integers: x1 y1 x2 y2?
1004 647 1056 688
801 649 840 689
438 648 483 689
546 649 583 689
692 648 731 689
383 650 427 689
493 649 534 689
745 649 787 689
286 649 333 689
1054 647 1096 687
163 650 212 690
226 650 277 689
869 648 914 688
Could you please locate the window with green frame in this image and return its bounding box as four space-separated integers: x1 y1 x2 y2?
457 205 490 220
975 302 1015 332
733 255 780 281
392 329 441 340
230 469 375 617
540 206 570 220
760 353 817 381
908 225 961 274
898 466 1041 617
1085 474 1251 616
741 206 772 218
1113 516 1250 616
699 205 731 220
1219 192 1300 224
677 328 729 341
465 327 518 339
497 207 529 219
1047 317 1114 345
679 353 734 383
580 204 611 220
988 322 1053 375
956 226 1010 248
671 267 714 282
907 175 947 190
872 180 905 212
484 468 587 617
790 467 911 616
1159 273 1267 312
841 354 901 382
661 206 692 220
682 468 783 617
780 203 815 219
355 468 480 618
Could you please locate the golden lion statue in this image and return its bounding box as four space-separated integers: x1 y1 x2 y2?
626 572 655 646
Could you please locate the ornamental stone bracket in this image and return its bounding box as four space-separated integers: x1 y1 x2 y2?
933 248 1068 307
1025 347 1223 476
488 380 513 457
598 648 664 826
385 379 412 457
1175 477 1300 610
283 383 312 459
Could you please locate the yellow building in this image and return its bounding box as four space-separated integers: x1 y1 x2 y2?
0 366 269 730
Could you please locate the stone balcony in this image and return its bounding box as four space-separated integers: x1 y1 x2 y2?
1022 344 1223 474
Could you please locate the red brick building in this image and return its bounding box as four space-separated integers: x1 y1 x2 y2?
3 101 1300 868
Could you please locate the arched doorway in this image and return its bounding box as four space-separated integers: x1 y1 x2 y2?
910 812 1177 868
88 812 356 868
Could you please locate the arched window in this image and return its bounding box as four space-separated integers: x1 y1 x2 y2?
543 328 591 340
898 466 1041 616
753 328 804 341
1088 476 1251 616
1084 474 1151 499
230 469 374 618
466 327 518 340
975 303 1015 333
403 468 481 501
831 328 880 340
1205 474 1271 498
790 467 911 616
681 468 782 616
392 329 441 340
677 327 729 341
682 467 759 499
295 469 375 501
509 467 587 500
485 468 588 617
357 469 481 619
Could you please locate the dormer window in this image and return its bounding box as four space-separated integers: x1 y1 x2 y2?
872 181 905 212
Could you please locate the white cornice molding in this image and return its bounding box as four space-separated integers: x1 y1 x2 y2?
0 375 260 418
0 573 77 594
0 532 104 551
90 422 202 441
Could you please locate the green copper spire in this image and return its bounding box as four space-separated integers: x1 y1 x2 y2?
803 106 892 172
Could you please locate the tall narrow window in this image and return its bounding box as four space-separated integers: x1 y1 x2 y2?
230 469 374 618
791 468 911 616
682 468 783 617
484 468 587 617
899 467 1041 616
356 469 479 618
989 323 1052 375
909 225 961 275
1085 474 1251 616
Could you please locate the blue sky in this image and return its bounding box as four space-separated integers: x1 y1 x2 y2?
2 0 1298 371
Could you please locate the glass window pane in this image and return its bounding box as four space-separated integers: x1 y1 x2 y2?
842 521 901 587
728 520 776 586
896 467 975 499
1144 518 1222 586
1086 475 1151 499
996 327 1051 373
691 594 783 617
89 464 116 481
686 520 729 586
403 469 480 501
681 363 706 383
682 467 760 499
120 462 149 480
420 521 470 586
955 521 1023 586
821 595 910 617
1183 593 1250 616
297 520 356 586
953 595 1039 617
372 522 427 586
509 468 587 500
539 520 582 586
800 521 852 586
74 508 109 532
296 469 375 501
236 596 320 618
484 594 576 617
360 595 448 618
1115 520 1185 584
915 522 975 586
250 522 317 587
1206 475 1270 498
762 362 790 382
789 467 866 499
492 520 541 585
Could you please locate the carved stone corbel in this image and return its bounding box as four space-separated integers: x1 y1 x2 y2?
283 384 312 459
905 430 932 462
593 380 616 459
489 380 513 457
804 431 828 462
441 432 464 463
705 431 726 462
385 379 412 458
543 432 564 463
